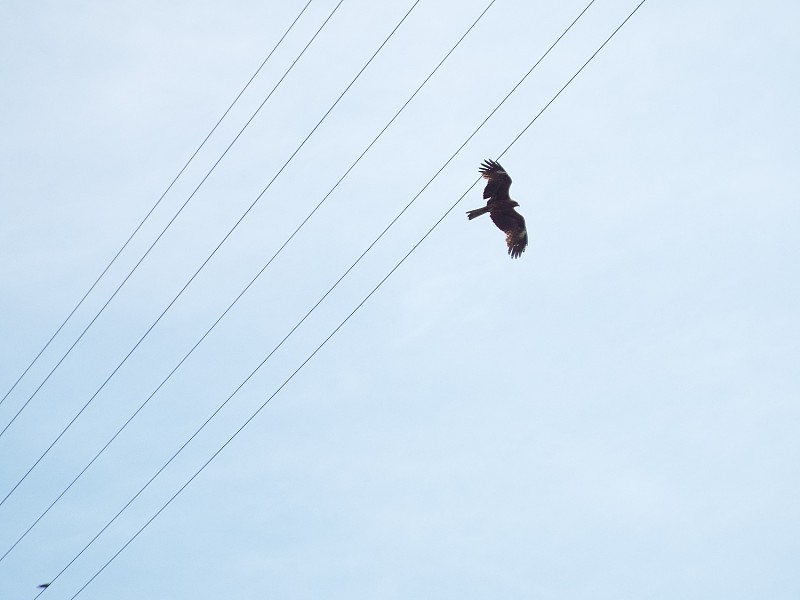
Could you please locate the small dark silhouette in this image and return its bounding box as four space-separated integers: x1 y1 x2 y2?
467 159 528 259
38 583 51 589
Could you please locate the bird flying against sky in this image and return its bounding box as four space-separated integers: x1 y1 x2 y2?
466 159 528 259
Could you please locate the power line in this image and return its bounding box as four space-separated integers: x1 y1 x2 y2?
0 0 345 440
0 0 498 563
0 0 313 412
61 4 650 595
0 0 421 504
32 0 650 595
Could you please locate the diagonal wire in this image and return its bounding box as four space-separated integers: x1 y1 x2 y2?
0 0 313 411
0 0 420 504
57 5 650 597
0 0 498 564
0 0 344 440
31 0 649 595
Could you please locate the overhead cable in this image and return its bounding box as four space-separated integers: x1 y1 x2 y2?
31 0 654 595
1 0 421 509
0 0 344 439
0 0 497 562
58 6 649 597
0 0 314 411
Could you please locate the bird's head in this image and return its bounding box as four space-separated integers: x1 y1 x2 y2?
511 200 520 208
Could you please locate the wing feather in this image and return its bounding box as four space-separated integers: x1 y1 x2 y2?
479 159 512 201
489 207 528 259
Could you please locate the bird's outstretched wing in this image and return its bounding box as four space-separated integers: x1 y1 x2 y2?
479 159 512 201
490 207 528 259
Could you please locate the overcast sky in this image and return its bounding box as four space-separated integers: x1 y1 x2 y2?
1 0 798 598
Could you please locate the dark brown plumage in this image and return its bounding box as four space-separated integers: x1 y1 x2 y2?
466 159 528 259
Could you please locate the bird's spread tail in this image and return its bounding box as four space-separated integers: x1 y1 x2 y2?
466 206 489 220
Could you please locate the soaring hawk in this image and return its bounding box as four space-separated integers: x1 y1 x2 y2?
466 159 528 259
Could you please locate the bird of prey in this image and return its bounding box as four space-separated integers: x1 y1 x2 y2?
38 583 51 589
466 159 528 259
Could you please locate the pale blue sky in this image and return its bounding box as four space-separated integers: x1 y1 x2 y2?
1 1 798 598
